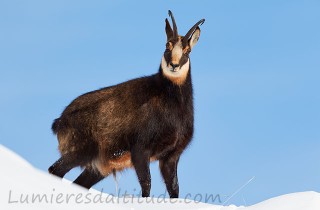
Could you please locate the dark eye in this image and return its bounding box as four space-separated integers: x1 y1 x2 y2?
184 47 191 55
166 42 172 50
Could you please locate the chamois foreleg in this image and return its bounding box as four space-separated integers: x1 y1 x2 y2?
131 146 151 197
159 154 180 198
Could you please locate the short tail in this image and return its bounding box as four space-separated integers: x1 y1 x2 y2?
51 118 60 134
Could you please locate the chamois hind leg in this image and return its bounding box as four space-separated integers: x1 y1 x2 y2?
159 153 180 198
48 153 85 178
131 147 151 197
73 167 105 189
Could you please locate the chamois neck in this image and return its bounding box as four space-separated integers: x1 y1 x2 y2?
158 63 193 99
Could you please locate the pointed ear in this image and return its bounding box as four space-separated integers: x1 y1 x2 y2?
189 27 201 49
165 18 173 41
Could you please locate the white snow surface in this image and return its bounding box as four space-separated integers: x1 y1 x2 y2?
0 144 319 210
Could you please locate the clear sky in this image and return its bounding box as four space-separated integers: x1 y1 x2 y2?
0 0 319 206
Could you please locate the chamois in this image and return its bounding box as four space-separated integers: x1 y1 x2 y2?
49 10 205 198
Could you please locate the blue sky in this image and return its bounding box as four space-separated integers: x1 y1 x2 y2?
0 0 319 206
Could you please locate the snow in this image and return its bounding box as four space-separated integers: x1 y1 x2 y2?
1 144 319 210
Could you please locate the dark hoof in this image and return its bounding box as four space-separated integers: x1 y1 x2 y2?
48 166 54 174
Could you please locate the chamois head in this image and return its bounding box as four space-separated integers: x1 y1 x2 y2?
161 10 205 85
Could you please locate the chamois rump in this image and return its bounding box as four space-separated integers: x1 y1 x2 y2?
49 10 205 198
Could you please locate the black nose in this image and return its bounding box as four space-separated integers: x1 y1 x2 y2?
170 62 179 69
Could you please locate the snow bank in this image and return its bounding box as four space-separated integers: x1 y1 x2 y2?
0 144 319 210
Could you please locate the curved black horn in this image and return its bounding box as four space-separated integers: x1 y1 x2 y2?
183 19 205 46
168 10 178 39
